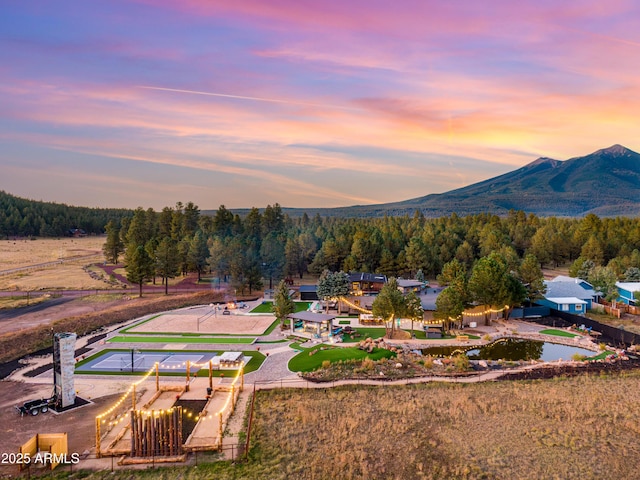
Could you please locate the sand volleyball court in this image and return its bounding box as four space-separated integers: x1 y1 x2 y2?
127 305 275 335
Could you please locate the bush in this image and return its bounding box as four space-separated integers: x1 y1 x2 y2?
361 357 375 371
322 360 331 369
453 354 470 372
572 353 587 362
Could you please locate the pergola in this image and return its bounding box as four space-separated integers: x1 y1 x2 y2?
288 311 338 339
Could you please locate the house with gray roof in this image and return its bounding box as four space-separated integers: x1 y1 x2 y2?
537 277 598 314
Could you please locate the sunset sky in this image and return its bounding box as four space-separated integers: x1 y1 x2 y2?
1 1 639 210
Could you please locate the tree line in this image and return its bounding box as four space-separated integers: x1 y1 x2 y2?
103 202 640 304
0 190 132 237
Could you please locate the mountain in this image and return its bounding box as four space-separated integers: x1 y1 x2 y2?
251 144 639 218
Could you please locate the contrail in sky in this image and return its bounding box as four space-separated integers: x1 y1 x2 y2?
138 85 360 111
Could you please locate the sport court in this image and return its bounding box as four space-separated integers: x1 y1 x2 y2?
125 305 275 335
81 350 217 374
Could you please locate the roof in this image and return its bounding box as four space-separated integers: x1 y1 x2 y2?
348 272 387 283
397 279 424 288
550 275 594 289
287 311 337 323
299 285 317 292
219 352 244 362
545 297 588 305
616 282 640 293
544 280 596 300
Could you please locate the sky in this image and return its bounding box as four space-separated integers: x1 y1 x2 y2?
1 1 639 211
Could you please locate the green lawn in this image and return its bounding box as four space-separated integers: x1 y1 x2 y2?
249 301 311 314
288 345 395 372
338 320 352 325
539 328 578 338
340 327 387 343
107 335 256 344
588 350 615 361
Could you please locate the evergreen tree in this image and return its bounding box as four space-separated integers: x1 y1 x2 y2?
468 253 510 325
188 230 209 281
126 244 154 297
372 277 405 337
405 290 424 336
156 237 180 295
273 279 295 329
518 253 546 304
102 220 124 264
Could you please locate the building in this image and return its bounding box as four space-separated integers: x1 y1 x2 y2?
299 285 319 301
616 282 640 306
537 296 588 314
397 279 427 294
348 272 387 295
537 277 598 313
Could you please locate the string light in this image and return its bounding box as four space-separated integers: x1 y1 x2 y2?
96 362 158 421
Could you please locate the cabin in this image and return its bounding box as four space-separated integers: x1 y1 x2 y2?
397 279 426 294
537 296 588 315
539 278 597 310
348 272 387 295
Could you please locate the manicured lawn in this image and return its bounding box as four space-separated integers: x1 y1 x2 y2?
540 329 578 338
588 350 615 361
341 327 387 343
262 319 280 335
288 346 395 372
338 320 352 325
250 301 311 314
119 314 162 334
107 335 255 344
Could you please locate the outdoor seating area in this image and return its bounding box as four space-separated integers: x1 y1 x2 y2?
287 311 338 340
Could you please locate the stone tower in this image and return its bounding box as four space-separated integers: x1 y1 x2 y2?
53 332 76 408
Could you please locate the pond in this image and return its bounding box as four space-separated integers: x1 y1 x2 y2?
421 338 596 362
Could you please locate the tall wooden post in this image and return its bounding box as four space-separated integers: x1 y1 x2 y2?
186 361 190 392
240 363 244 392
230 385 235 414
95 417 101 458
208 360 213 390
155 362 159 391
218 412 223 449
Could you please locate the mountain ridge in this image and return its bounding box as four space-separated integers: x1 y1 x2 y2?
227 144 639 218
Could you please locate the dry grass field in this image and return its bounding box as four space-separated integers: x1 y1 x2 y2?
0 236 106 290
245 375 640 479
0 236 104 268
39 372 640 480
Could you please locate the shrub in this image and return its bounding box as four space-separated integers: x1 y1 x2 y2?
572 353 587 362
361 357 375 371
423 356 434 369
322 360 331 369
453 354 470 372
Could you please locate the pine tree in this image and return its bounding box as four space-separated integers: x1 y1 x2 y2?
102 220 124 264
126 244 155 297
273 280 295 329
